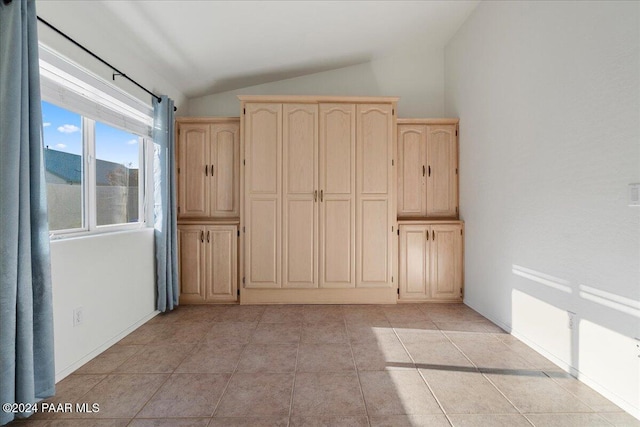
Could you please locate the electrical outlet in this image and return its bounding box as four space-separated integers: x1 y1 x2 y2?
73 306 84 326
567 311 576 330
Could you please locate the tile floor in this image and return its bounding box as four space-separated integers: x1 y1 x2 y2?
9 303 639 427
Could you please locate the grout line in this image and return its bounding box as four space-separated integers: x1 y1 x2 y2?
287 326 301 426
343 310 371 427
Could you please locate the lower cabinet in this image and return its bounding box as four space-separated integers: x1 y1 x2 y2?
178 224 238 303
398 222 463 301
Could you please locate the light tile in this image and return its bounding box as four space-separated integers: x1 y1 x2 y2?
369 414 451 427
137 373 230 418
75 345 143 374
296 343 355 372
251 323 301 344
359 370 441 415
210 417 289 426
447 414 533 427
486 371 593 413
420 368 517 414
204 322 258 344
236 343 298 373
175 342 244 373
526 413 613 426
301 322 348 343
292 372 366 416
289 416 369 426
215 373 294 417
114 344 194 374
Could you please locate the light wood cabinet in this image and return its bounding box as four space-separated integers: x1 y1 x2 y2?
398 221 463 301
178 224 238 303
177 119 239 219
240 96 398 304
397 120 458 218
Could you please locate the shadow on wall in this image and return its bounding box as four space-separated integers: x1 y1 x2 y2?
510 264 639 411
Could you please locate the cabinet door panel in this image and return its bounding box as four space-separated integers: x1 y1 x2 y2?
319 104 356 288
283 104 318 288
358 105 392 194
399 226 429 300
247 199 280 287
321 199 353 287
211 123 239 217
206 226 237 301
358 199 389 286
398 125 427 217
178 226 205 302
246 104 281 194
427 125 457 217
320 104 355 195
178 124 209 218
430 224 462 299
284 199 316 287
245 103 282 288
356 104 393 288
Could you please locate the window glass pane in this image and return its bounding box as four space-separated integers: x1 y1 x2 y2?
95 122 141 226
42 101 83 230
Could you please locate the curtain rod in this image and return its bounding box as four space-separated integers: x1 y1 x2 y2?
36 16 177 112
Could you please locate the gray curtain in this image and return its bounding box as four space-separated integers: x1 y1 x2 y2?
0 0 56 425
153 95 179 312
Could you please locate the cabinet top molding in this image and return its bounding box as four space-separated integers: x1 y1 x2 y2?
397 118 459 125
176 117 240 123
237 95 399 103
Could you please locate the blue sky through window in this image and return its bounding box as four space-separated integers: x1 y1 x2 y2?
42 101 140 168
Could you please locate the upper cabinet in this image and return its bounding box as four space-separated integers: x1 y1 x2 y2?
176 118 240 219
397 119 458 218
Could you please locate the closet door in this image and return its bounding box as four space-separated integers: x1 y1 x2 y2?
282 104 318 288
178 225 206 303
430 224 462 299
426 125 458 217
245 103 282 288
356 104 394 287
319 103 356 288
210 123 240 218
399 225 429 300
205 225 238 301
397 125 427 217
177 124 210 218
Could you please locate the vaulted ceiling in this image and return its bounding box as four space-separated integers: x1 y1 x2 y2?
36 1 479 99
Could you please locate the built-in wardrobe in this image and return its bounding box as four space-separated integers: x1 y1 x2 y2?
175 99 463 304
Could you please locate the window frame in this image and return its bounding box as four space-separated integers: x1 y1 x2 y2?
45 106 152 239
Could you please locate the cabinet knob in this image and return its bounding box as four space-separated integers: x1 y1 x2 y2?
211 164 214 175
314 190 317 202
200 231 204 242
423 165 425 177
205 165 208 176
320 190 323 202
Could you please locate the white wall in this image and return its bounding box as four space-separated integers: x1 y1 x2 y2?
187 46 445 118
445 0 639 417
36 1 189 112
50 229 157 381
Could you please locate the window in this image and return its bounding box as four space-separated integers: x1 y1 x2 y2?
39 44 154 237
42 100 148 234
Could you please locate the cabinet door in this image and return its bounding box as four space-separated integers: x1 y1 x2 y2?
244 103 282 288
178 225 206 303
282 104 318 288
210 123 240 218
205 226 238 301
430 224 463 300
397 125 427 217
177 124 210 218
399 225 429 300
319 103 356 288
426 125 457 217
356 104 394 287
